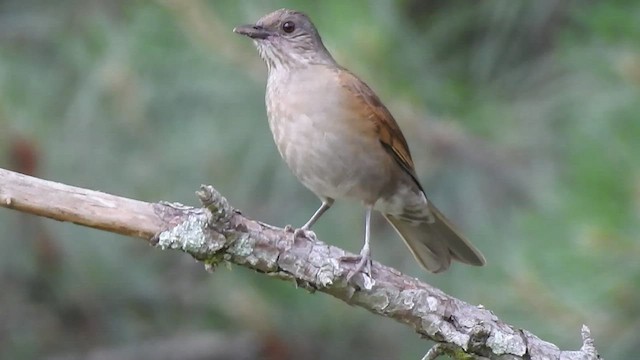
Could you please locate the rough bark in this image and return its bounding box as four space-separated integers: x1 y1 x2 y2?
0 168 602 360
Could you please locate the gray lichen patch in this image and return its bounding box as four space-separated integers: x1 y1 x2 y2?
486 328 527 356
156 214 214 254
229 232 255 257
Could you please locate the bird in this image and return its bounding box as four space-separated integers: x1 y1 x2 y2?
233 8 485 280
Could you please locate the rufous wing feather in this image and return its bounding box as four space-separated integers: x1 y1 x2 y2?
337 68 424 191
338 67 486 271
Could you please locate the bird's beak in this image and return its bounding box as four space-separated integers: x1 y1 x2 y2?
233 24 271 40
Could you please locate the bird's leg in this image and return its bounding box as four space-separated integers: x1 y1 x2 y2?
293 198 334 240
302 198 334 230
345 206 373 281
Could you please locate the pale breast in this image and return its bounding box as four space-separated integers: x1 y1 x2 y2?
265 66 394 204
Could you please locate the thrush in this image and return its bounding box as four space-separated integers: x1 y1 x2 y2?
234 9 485 279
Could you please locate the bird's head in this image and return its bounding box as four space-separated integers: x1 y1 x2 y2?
234 9 336 71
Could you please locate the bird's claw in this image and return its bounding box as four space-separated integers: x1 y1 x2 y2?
292 227 317 241
341 254 372 283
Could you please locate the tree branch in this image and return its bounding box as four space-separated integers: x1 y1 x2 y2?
0 168 601 360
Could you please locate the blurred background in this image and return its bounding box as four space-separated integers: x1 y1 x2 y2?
0 0 638 359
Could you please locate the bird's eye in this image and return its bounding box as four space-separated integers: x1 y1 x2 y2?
282 21 295 33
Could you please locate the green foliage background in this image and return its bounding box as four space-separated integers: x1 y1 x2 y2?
1 0 638 359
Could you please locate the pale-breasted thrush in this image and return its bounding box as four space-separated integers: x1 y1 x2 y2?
234 9 485 279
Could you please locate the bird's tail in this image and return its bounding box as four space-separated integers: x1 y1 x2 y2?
384 205 485 273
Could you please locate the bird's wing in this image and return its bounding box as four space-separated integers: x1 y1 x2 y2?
337 68 423 191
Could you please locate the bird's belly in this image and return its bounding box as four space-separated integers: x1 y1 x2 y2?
270 114 391 203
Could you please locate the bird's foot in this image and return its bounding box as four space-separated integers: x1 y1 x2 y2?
286 225 317 241
341 252 372 283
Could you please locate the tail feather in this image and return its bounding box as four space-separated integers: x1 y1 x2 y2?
384 205 485 273
430 205 486 266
